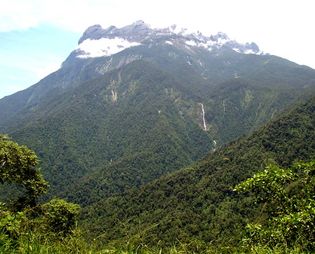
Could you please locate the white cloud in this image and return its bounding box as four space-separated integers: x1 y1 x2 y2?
1 0 313 34
0 1 39 31
77 37 141 58
0 0 123 32
0 1 313 33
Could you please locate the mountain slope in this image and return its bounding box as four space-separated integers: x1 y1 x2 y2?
2 21 315 134
6 60 213 202
1 21 315 205
82 95 315 247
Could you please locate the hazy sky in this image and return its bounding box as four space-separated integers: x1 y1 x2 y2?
1 0 314 98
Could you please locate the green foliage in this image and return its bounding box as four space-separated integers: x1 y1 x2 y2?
2 44 315 208
235 161 315 251
0 205 25 249
8 61 213 206
0 134 48 209
40 198 80 237
1 34 315 253
235 164 294 208
82 96 315 248
0 135 81 252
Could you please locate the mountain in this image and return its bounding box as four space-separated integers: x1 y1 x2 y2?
1 21 315 204
82 95 315 248
76 20 261 57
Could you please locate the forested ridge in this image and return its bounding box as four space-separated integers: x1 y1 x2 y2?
2 47 315 206
1 21 315 253
81 95 315 251
8 61 214 205
1 97 314 253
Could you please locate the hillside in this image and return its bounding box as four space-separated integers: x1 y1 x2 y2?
82 95 315 248
7 61 213 203
1 21 315 205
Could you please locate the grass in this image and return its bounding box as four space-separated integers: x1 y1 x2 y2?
1 236 310 254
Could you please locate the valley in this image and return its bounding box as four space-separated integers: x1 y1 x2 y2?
0 21 314 253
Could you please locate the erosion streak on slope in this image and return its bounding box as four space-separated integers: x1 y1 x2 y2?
199 103 207 131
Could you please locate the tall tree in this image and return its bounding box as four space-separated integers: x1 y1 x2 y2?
0 134 48 209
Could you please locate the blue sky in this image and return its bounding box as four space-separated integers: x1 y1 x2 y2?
0 25 79 98
1 0 315 99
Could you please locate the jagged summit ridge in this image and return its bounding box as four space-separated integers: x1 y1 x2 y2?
78 20 151 44
75 21 262 58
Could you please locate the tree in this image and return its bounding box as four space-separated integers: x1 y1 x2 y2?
0 134 80 248
234 161 315 251
41 198 80 237
0 134 48 209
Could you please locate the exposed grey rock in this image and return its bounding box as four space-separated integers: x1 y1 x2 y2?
77 21 261 55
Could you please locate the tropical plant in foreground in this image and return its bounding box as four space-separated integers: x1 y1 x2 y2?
0 134 80 250
234 160 315 251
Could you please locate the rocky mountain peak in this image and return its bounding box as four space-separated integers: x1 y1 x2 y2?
75 21 262 59
78 24 106 44
78 21 152 44
131 20 149 28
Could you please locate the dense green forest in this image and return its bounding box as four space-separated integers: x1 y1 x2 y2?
2 44 315 206
8 61 214 205
1 22 315 253
81 95 315 252
0 134 80 253
1 96 314 253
